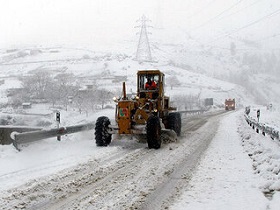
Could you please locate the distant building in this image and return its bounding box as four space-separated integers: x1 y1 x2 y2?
22 102 32 109
204 98 214 106
85 84 94 90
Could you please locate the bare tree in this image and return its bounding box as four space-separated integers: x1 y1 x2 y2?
95 88 114 109
45 82 61 107
21 71 53 100
168 75 180 90
52 73 77 108
173 94 201 110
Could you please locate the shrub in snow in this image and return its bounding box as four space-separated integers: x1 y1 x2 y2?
83 54 90 59
16 51 29 58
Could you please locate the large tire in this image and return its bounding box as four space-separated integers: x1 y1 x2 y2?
95 116 112 147
146 115 162 149
167 112 181 136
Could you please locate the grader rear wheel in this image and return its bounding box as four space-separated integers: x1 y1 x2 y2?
167 112 181 136
146 115 162 149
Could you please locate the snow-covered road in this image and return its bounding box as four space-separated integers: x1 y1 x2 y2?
0 111 226 209
1 108 280 209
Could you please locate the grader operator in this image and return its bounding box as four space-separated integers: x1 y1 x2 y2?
95 70 181 149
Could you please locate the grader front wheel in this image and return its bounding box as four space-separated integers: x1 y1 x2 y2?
146 115 162 149
95 116 112 146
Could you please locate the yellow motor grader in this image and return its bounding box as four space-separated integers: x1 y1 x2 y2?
95 70 181 149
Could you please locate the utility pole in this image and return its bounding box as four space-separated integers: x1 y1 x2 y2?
135 15 153 62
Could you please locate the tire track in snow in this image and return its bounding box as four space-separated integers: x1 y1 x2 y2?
0 111 227 209
0 148 149 210
42 112 226 209
139 114 222 209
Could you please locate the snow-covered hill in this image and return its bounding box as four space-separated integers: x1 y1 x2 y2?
1 43 274 109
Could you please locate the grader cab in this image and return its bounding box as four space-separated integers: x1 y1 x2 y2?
95 70 181 149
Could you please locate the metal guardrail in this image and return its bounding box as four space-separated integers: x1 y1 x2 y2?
178 109 206 115
11 122 95 151
244 114 279 140
9 109 206 151
0 126 43 145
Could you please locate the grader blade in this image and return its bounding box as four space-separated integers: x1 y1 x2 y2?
161 129 177 143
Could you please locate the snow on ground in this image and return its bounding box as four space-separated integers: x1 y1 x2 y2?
0 107 280 209
171 108 280 209
0 108 115 191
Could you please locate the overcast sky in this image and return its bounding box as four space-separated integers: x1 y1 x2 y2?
0 0 279 50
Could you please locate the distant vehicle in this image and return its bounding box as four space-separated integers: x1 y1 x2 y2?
225 98 235 111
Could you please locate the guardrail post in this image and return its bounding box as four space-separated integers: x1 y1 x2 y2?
244 112 279 141
56 111 61 141
257 109 260 122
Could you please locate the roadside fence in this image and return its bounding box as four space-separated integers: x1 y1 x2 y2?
244 114 279 140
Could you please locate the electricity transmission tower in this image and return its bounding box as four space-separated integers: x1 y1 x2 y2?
135 15 153 62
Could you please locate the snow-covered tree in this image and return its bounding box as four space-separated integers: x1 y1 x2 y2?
168 76 180 90
21 71 52 100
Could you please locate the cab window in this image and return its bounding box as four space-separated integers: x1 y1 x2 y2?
139 74 159 91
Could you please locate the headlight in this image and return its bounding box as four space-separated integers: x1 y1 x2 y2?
113 97 119 102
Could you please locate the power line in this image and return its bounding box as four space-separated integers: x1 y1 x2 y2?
189 0 265 45
196 43 280 52
208 7 280 44
254 33 280 42
186 0 218 20
217 0 264 22
191 0 245 31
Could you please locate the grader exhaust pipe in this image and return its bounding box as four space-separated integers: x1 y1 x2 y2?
123 81 126 99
